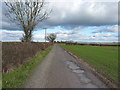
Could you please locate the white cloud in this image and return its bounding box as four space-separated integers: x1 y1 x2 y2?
0 28 118 42
1 30 23 41
33 34 45 40
54 29 118 42
93 25 118 33
55 30 80 35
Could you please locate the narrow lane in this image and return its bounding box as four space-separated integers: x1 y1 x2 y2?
23 44 108 88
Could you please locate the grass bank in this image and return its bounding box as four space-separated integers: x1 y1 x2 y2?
0 74 1 89
2 46 53 88
60 44 118 84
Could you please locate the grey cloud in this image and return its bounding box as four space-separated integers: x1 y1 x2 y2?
1 2 22 30
1 1 118 30
1 21 21 30
40 2 118 27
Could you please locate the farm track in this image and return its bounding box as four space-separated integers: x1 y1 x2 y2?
23 44 108 88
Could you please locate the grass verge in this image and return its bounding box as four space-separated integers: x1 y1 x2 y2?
2 46 53 88
60 44 118 84
0 74 1 89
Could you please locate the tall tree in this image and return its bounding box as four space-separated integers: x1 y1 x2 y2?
5 0 51 42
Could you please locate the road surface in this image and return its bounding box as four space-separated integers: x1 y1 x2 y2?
23 44 108 88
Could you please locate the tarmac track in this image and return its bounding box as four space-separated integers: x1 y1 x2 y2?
23 44 108 88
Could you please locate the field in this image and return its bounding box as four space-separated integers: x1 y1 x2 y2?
60 44 119 84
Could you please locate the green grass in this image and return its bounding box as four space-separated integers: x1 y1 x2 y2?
60 44 118 83
0 74 1 89
2 46 53 88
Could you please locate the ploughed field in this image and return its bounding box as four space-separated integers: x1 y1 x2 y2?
60 44 119 84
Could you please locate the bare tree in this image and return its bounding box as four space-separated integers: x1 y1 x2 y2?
46 33 56 42
5 0 51 42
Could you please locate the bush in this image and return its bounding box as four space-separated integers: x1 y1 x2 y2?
2 42 53 73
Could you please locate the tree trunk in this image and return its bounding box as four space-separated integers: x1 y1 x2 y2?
22 28 32 42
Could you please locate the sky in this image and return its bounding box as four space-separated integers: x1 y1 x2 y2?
0 0 119 43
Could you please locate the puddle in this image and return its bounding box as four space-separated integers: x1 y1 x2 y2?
78 73 84 77
65 61 91 83
68 65 80 70
65 61 74 65
72 69 84 74
65 61 98 87
79 75 91 83
85 83 98 88
65 61 80 70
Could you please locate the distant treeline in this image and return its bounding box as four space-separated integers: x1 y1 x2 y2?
55 41 120 46
2 42 53 73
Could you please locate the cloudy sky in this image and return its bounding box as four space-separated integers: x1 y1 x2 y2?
0 0 119 42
